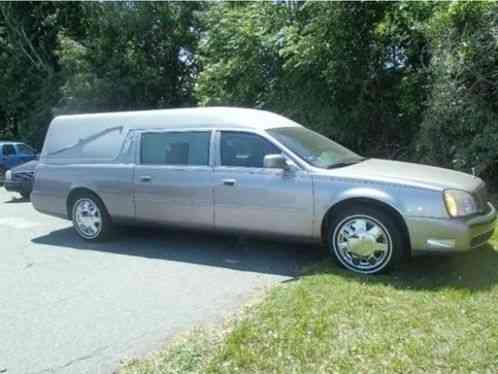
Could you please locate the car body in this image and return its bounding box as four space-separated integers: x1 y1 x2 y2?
0 142 37 185
32 107 497 274
4 160 38 199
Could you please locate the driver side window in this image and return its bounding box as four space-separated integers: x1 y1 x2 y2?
220 131 281 168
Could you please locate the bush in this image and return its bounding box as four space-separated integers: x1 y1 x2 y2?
417 2 498 184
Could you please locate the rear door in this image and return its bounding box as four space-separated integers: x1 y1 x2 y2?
133 130 214 229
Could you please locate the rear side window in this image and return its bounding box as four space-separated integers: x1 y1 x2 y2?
2 145 16 156
16 144 35 156
220 132 280 168
141 131 210 166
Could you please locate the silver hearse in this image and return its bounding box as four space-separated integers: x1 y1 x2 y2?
32 107 496 274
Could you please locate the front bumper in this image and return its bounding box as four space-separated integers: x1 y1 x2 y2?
408 202 497 254
4 180 30 194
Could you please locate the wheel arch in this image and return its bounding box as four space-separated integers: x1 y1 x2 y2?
66 186 108 220
320 197 411 255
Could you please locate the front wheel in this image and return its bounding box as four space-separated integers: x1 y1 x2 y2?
327 206 405 274
71 193 112 241
20 191 31 200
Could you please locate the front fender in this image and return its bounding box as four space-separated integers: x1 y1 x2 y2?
335 187 399 208
312 176 448 238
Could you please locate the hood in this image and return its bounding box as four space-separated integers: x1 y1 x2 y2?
12 160 38 174
329 158 483 192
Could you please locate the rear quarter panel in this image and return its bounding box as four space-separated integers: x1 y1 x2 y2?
32 115 136 220
32 163 134 220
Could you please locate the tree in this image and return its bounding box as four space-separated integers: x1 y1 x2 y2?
0 2 85 147
0 2 202 147
195 2 434 158
56 2 202 114
417 2 498 181
2 0 498 188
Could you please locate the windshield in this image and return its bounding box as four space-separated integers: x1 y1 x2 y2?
16 144 35 156
268 127 363 169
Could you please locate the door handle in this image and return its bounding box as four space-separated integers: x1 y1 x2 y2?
140 176 152 183
222 178 236 186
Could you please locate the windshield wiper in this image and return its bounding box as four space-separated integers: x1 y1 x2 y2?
326 158 367 169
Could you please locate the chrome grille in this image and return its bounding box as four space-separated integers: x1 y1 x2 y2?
471 229 494 248
473 183 489 213
12 171 34 183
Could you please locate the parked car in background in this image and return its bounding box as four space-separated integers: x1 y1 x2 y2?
32 107 496 274
0 142 37 186
4 160 38 199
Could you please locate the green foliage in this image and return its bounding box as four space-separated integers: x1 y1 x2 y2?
0 2 201 147
0 2 85 148
418 2 498 180
196 2 434 158
1 1 497 185
195 2 288 107
122 230 498 373
56 2 201 114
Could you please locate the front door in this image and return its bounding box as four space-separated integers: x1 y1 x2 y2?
134 130 214 229
15 143 36 165
213 131 314 238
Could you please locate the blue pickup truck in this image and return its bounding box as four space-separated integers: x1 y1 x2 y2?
0 142 38 186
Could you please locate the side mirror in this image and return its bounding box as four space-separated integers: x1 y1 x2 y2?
263 154 289 170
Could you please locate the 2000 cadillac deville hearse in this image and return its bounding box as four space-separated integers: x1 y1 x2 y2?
32 107 497 274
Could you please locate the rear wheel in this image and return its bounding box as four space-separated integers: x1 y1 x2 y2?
70 193 112 241
327 205 405 274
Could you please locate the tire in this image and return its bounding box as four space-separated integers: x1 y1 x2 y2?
70 192 112 241
0 166 6 187
327 205 405 275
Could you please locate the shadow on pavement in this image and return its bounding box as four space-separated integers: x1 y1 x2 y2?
32 226 328 277
314 243 498 292
5 195 30 204
33 225 498 290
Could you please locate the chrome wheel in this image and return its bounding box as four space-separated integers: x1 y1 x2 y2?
73 198 103 239
333 215 392 273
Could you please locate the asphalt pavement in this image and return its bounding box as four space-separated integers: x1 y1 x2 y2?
0 189 325 374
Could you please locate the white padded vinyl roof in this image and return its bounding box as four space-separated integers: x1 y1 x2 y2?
52 107 302 131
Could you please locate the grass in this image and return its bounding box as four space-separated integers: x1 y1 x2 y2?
122 229 498 374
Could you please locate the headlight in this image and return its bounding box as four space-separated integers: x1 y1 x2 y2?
5 170 12 181
444 189 477 217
